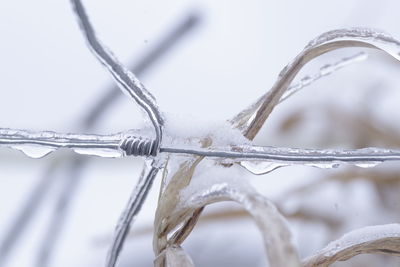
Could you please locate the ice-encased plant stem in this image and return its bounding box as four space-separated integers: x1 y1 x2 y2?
232 28 400 139
303 224 400 267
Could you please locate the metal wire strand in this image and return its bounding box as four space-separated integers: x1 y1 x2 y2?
70 0 164 155
0 12 200 267
3 128 400 166
106 161 160 267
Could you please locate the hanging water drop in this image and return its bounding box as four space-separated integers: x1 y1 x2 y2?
240 161 288 175
12 145 56 159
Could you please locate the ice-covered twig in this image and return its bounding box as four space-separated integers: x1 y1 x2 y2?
241 28 400 139
303 224 400 267
70 0 164 154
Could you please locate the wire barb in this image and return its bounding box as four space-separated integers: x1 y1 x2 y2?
120 136 158 157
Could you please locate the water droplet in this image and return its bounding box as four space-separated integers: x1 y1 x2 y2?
73 148 122 158
12 145 56 159
305 163 340 169
354 162 380 168
240 161 288 175
320 64 334 76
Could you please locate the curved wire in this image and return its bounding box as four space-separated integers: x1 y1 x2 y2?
70 0 164 155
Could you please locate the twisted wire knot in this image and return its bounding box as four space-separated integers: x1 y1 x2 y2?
120 136 158 157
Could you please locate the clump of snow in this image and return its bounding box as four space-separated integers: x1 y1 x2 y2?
162 112 251 148
179 158 252 205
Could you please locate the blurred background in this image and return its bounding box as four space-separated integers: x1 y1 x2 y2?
1 0 400 266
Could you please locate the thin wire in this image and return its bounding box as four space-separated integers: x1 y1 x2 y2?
106 161 160 267
70 0 164 155
161 146 400 164
83 13 199 128
2 128 400 165
33 13 200 267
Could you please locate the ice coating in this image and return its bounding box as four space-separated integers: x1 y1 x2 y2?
0 128 124 158
303 224 400 266
2 128 400 169
154 245 195 267
280 52 367 103
306 28 400 51
324 224 400 256
164 144 400 167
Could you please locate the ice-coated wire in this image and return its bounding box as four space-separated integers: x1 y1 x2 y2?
2 128 400 166
106 162 160 267
0 128 121 153
29 7 200 267
70 0 164 155
31 13 201 267
83 12 199 127
0 14 199 267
